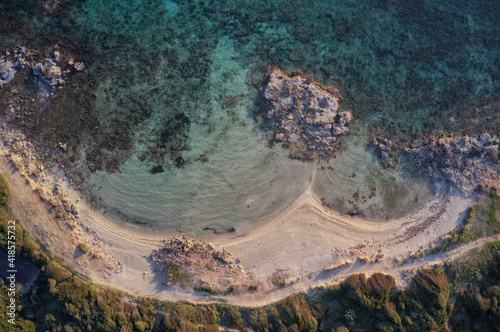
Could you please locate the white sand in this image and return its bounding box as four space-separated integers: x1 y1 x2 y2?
1 143 486 306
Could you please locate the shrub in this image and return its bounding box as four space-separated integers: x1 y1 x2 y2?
402 269 450 330
485 188 499 233
220 306 243 329
482 240 500 260
248 283 259 292
134 321 147 332
431 225 472 254
78 242 90 254
343 273 395 310
195 285 216 294
271 271 288 288
0 174 8 208
166 264 191 288
46 261 72 283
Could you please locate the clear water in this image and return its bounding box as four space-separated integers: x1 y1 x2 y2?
1 0 499 232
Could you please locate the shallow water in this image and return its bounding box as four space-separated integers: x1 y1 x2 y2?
1 0 499 232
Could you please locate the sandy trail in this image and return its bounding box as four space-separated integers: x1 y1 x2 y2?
0 144 485 306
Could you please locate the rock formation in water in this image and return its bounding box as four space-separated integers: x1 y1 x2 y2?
371 136 393 160
407 133 500 194
42 0 72 16
259 67 352 160
0 46 84 88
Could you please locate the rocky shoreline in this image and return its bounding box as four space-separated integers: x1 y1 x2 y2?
407 133 500 194
0 128 123 275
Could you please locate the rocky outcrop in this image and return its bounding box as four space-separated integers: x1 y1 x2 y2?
260 67 352 160
0 45 85 89
371 137 393 160
0 58 17 87
150 236 250 292
407 133 500 193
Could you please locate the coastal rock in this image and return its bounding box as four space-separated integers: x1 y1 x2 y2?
371 137 393 160
0 46 84 89
0 56 17 87
34 59 64 86
150 236 248 292
407 134 500 194
213 249 235 264
260 67 352 160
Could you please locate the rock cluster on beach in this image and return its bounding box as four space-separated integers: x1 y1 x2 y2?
260 67 352 160
150 236 250 292
0 45 84 88
407 133 500 193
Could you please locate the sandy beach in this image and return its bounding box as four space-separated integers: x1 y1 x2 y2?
1 133 489 307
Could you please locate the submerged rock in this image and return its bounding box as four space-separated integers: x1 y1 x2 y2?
0 57 17 87
259 67 352 161
0 45 84 89
371 136 393 160
33 58 64 86
407 134 500 194
42 0 72 16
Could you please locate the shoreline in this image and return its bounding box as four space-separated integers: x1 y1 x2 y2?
0 134 481 306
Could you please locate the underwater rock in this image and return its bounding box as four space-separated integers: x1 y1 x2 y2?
260 67 352 160
371 137 393 160
288 49 305 62
407 134 500 194
0 56 17 87
33 59 64 86
0 46 84 89
42 0 72 16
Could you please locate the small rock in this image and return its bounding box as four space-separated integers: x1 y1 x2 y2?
379 143 389 151
53 50 61 62
73 62 85 71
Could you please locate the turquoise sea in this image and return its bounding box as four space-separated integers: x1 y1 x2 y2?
1 0 499 232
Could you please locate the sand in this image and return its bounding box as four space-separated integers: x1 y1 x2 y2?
1 135 492 307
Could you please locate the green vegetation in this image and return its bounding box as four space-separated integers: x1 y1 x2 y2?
444 240 500 331
432 188 500 254
165 263 191 288
0 174 8 208
1 174 500 331
431 223 474 254
271 271 288 288
486 188 499 233
248 283 259 292
194 285 216 294
409 249 425 259
77 243 90 254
